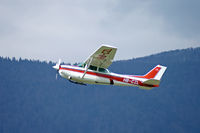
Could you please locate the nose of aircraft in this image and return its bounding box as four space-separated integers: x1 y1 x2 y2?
53 59 61 70
53 65 59 70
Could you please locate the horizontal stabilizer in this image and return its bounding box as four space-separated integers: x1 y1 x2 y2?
143 79 160 85
139 86 153 90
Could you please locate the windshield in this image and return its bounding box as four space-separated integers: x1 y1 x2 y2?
77 63 85 68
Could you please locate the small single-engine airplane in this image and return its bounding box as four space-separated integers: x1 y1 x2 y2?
53 45 167 89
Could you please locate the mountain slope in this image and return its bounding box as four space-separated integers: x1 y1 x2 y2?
0 47 200 133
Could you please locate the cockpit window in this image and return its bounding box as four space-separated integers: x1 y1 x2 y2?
89 65 97 71
98 68 109 73
77 64 109 73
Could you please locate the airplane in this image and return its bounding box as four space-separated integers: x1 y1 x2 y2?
53 45 167 89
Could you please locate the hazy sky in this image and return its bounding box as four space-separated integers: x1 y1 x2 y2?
0 0 200 63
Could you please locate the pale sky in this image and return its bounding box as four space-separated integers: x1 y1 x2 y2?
0 0 200 63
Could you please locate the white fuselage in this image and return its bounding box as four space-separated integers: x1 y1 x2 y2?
58 65 148 87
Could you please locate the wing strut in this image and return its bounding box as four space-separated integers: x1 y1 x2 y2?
82 57 93 79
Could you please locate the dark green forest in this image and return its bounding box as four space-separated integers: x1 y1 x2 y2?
0 47 200 133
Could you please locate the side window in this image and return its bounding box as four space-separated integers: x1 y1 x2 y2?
89 65 97 71
99 68 109 73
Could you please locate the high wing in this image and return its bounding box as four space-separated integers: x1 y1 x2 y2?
84 45 117 69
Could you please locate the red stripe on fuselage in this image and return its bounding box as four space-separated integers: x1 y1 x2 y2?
60 67 124 82
60 67 157 87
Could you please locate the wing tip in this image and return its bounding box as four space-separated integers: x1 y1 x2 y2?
101 44 117 49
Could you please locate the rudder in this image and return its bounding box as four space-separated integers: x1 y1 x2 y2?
142 65 167 80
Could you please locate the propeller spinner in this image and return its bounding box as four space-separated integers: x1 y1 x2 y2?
53 59 61 80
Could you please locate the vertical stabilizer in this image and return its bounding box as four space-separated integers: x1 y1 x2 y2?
141 65 167 86
142 65 167 80
153 65 167 80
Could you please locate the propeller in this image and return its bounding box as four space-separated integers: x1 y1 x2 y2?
53 59 61 80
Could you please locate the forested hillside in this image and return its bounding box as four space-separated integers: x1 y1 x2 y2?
0 47 200 133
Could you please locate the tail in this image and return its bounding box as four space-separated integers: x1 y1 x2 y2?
137 65 167 89
142 65 167 80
